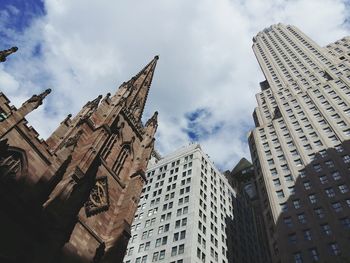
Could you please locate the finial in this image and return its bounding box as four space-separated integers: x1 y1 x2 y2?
27 88 52 104
145 111 158 127
85 94 102 109
0 47 18 62
154 55 159 60
103 92 111 102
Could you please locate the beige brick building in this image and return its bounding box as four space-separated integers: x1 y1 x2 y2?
248 24 350 262
0 51 159 263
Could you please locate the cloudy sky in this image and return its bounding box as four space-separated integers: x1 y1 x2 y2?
0 0 349 170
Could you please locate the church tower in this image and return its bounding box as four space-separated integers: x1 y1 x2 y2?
0 50 159 263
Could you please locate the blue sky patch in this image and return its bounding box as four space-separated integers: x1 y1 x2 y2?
0 0 45 47
184 108 224 141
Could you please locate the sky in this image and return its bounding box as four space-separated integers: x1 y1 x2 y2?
0 0 350 171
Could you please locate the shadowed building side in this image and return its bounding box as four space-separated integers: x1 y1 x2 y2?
249 24 350 262
225 158 271 263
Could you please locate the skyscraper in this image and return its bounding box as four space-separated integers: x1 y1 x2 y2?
123 144 235 263
225 158 271 263
0 52 159 263
248 24 350 262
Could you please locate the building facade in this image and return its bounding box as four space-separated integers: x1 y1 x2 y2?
225 158 271 263
0 50 159 263
248 24 350 262
123 144 235 263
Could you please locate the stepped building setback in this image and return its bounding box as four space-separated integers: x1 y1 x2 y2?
249 24 350 262
0 50 159 263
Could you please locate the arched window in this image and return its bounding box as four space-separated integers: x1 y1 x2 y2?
112 144 131 176
0 148 27 181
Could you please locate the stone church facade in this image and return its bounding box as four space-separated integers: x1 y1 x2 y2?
0 48 159 263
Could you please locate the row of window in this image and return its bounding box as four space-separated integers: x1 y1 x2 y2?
293 242 341 263
276 183 349 200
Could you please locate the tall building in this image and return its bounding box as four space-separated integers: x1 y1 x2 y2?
123 144 235 263
0 50 159 263
248 24 350 262
225 158 271 263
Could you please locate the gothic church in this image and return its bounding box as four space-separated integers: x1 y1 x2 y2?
0 48 159 263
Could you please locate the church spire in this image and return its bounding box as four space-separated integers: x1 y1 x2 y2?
123 55 159 121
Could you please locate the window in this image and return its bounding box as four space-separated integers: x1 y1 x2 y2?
309 248 319 261
325 188 335 198
267 159 275 165
285 174 293 182
288 233 297 244
319 150 327 158
297 213 306 224
271 168 278 176
299 169 306 178
280 203 288 212
325 160 334 168
284 217 293 227
293 199 301 209
171 246 177 256
294 252 303 263
276 190 285 198
159 250 165 260
331 171 341 180
281 164 289 172
178 244 184 254
314 207 325 218
335 145 344 152
128 247 134 256
313 164 322 172
329 242 341 256
273 178 281 186
303 229 312 241
343 154 350 163
321 224 331 235
308 194 317 204
339 184 349 193
295 159 303 166
340 217 350 229
319 175 328 184
303 181 311 190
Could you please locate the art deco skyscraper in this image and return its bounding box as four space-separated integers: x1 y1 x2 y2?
248 24 350 262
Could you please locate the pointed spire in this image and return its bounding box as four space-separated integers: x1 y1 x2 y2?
145 111 158 127
84 95 103 109
122 55 159 121
0 46 18 62
16 89 51 117
26 89 52 105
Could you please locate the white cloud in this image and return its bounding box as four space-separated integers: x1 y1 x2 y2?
0 0 349 170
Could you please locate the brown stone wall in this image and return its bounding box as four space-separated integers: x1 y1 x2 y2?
0 56 159 263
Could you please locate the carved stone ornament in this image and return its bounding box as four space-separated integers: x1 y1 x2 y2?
64 130 83 148
85 176 109 217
